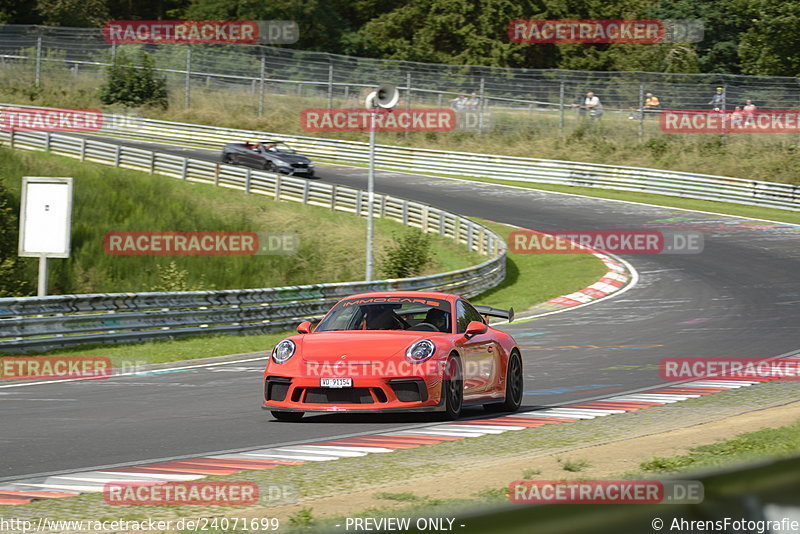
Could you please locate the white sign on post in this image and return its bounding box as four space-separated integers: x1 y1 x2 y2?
18 177 73 296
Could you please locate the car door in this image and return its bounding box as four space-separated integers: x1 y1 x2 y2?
455 300 496 398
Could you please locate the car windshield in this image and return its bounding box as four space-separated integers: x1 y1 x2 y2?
261 141 295 153
315 297 452 333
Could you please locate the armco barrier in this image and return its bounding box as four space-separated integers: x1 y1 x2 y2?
4 104 792 211
0 129 505 353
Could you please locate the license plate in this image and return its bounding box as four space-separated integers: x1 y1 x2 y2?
320 377 352 388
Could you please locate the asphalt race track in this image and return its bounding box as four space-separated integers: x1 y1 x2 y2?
1 135 798 483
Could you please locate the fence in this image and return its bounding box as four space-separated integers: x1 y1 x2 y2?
0 129 506 353
4 25 800 140
8 105 792 211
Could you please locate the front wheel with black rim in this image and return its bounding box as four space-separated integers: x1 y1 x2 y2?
484 351 523 413
438 355 463 420
271 411 304 422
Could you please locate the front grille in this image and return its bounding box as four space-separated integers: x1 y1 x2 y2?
389 379 428 402
291 163 308 168
304 387 374 404
265 377 291 402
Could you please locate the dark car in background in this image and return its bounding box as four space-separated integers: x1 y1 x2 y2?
221 140 315 177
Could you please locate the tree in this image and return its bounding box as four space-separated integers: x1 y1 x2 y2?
735 0 800 76
36 0 110 27
99 49 169 109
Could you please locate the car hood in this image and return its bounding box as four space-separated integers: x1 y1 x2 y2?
298 331 438 362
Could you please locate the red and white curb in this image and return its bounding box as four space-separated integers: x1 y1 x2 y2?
3 355 798 506
545 254 630 309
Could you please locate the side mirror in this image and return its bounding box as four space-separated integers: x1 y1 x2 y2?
297 321 312 334
464 320 487 338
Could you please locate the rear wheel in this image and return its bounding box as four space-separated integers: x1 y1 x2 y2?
439 355 463 420
271 411 303 422
484 351 523 413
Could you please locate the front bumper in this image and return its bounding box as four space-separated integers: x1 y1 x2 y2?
263 374 444 413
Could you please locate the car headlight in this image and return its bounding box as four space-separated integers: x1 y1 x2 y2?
308 163 315 167
406 339 436 363
272 339 296 364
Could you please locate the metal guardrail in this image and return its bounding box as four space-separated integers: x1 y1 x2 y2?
0 129 506 353
40 106 799 211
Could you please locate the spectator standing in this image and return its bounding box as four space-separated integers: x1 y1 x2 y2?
466 92 480 109
743 99 757 126
574 91 603 119
708 87 725 111
630 92 661 119
450 94 467 111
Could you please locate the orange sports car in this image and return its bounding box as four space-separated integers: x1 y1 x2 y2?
262 291 522 421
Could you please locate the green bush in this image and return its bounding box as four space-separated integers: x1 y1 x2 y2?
99 50 168 109
379 229 433 279
0 180 34 297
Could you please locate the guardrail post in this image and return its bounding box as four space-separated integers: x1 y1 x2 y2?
44 132 50 152
9 129 14 149
422 206 430 231
302 180 310 204
478 77 485 134
330 184 337 211
114 145 121 167
467 223 475 251
355 189 362 215
259 54 266 117
638 83 645 142
478 228 485 254
80 138 86 161
454 217 461 242
380 195 386 217
35 35 42 86
402 200 409 225
214 163 220 185
149 151 155 174
327 59 334 109
406 72 412 110
245 168 251 194
438 213 446 236
184 46 192 109
274 175 282 200
181 158 188 179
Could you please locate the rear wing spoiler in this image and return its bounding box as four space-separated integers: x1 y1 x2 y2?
474 305 514 323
